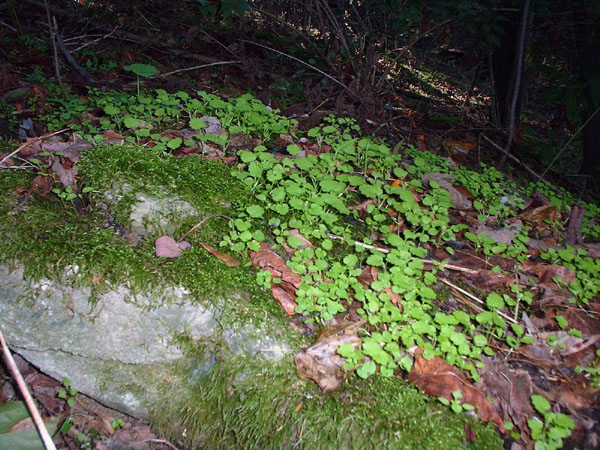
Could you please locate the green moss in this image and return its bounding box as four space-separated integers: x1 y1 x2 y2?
0 144 503 449
151 354 503 449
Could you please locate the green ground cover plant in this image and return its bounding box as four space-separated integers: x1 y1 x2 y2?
5 84 597 447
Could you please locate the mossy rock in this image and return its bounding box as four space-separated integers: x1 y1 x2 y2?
0 144 503 449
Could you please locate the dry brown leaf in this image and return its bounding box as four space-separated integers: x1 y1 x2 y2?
409 349 506 432
442 139 478 155
358 266 403 306
102 129 124 142
8 417 36 433
462 268 512 289
295 320 365 392
565 205 586 245
475 221 523 245
422 173 472 210
521 261 576 284
199 242 239 267
282 229 313 256
271 286 298 315
249 242 302 315
519 332 600 367
520 204 562 224
478 357 534 439
31 174 53 195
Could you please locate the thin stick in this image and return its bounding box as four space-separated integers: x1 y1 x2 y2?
326 233 479 274
0 128 71 166
154 61 240 79
481 134 545 182
498 0 531 167
54 19 97 84
241 40 353 95
141 439 179 450
178 214 232 242
0 328 57 450
43 0 65 95
439 277 517 324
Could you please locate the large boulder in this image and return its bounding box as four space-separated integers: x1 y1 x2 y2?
0 264 294 418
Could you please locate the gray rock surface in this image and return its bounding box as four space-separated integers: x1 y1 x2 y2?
0 264 294 417
103 184 199 244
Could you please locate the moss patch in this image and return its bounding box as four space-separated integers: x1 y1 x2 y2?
152 354 502 449
0 143 503 449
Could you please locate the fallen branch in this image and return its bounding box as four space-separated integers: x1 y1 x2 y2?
326 233 479 274
481 134 545 183
154 61 241 79
54 19 97 84
440 277 517 324
0 127 70 166
0 327 57 450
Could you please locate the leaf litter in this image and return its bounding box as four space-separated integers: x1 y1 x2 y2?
2 58 599 449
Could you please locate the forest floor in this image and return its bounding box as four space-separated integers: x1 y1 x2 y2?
1 5 599 450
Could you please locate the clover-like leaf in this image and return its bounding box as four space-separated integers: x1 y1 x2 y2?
247 205 264 218
123 63 158 78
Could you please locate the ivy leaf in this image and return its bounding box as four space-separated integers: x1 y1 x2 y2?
356 361 376 379
167 137 182 149
104 105 120 115
287 235 304 249
286 144 302 155
123 63 158 78
123 116 140 128
531 395 551 415
486 292 505 311
247 205 264 218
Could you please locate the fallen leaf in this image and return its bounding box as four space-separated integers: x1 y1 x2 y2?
249 242 302 314
271 286 298 315
521 261 576 284
282 229 313 256
475 220 523 245
154 236 191 258
422 173 472 210
102 129 124 142
31 174 53 195
565 205 586 245
358 266 403 306
462 268 512 289
8 417 35 433
199 242 239 267
478 358 534 441
295 320 365 392
409 349 506 432
519 332 600 367
442 139 478 155
520 204 561 224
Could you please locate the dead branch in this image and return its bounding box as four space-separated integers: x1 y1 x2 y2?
0 327 57 450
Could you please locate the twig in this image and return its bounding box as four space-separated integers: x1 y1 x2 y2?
178 214 232 242
326 233 479 274
0 19 18 32
154 61 240 79
54 19 97 84
439 277 517 324
376 19 453 89
0 328 57 450
43 0 65 95
241 40 354 96
498 0 531 167
0 128 70 166
69 26 120 54
141 439 179 450
326 233 389 253
481 134 545 182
